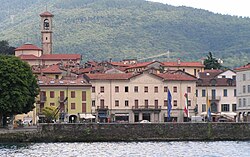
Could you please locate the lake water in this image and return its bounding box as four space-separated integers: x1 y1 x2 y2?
0 141 249 157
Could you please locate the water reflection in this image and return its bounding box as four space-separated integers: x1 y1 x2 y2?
0 141 249 157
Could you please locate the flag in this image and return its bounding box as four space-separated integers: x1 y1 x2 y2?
167 89 172 121
184 93 189 117
206 90 211 121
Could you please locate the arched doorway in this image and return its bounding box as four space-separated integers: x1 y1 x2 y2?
69 115 77 123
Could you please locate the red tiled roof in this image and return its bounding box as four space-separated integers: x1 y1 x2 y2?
40 11 54 17
37 75 90 86
199 70 223 79
234 63 250 71
156 73 197 81
41 64 62 74
197 78 236 87
40 54 81 60
110 62 131 67
85 73 135 80
18 54 38 60
15 43 42 51
162 62 205 67
125 62 155 69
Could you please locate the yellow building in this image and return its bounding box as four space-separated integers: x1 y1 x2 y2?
37 75 92 123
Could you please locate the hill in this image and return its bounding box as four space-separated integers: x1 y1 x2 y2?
0 0 250 67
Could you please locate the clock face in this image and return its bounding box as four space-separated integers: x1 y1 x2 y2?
44 19 49 30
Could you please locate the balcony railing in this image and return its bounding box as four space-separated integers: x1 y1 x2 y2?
97 106 109 110
40 96 47 103
209 96 221 101
58 96 65 103
132 105 162 110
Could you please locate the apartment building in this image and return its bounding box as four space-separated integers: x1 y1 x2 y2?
235 63 250 122
196 69 237 122
84 70 197 123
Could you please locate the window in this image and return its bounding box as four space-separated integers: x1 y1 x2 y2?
239 98 242 107
154 86 158 93
82 103 86 113
145 100 148 108
248 85 250 93
243 85 246 93
155 100 158 107
223 89 227 97
243 98 246 107
100 86 104 93
115 86 119 93
125 86 129 92
164 86 168 92
92 86 95 93
202 104 206 112
134 86 138 93
221 104 230 112
173 86 177 93
164 100 168 106
115 100 119 107
135 100 139 108
234 89 237 97
71 91 75 98
60 91 64 99
183 69 185 72
71 103 75 109
196 89 198 97
194 69 196 76
50 103 55 106
202 89 206 97
144 86 148 93
100 99 104 108
173 100 177 106
187 87 191 93
50 91 54 98
212 89 216 99
243 74 246 81
222 75 226 78
82 91 86 101
125 100 129 106
188 100 191 106
232 104 236 112
92 100 95 107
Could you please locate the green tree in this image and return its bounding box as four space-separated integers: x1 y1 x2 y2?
42 106 59 123
0 55 39 127
0 40 15 55
204 52 222 70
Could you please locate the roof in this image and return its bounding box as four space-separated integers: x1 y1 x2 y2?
85 73 135 80
41 64 62 74
40 11 54 17
162 61 205 67
199 70 224 79
40 54 81 60
15 43 42 51
156 73 197 81
18 54 38 60
125 61 159 69
110 62 131 67
234 63 250 71
37 75 90 87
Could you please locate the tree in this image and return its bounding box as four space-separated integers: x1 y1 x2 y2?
0 55 39 127
42 106 59 123
0 40 15 55
204 52 222 70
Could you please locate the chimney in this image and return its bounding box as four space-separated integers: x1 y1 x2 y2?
177 58 181 65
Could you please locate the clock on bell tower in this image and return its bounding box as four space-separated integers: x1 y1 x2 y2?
40 11 54 55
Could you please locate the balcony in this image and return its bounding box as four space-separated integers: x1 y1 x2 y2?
97 105 109 111
209 96 221 101
132 105 161 112
40 96 47 103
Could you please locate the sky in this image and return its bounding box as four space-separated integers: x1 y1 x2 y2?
148 0 250 17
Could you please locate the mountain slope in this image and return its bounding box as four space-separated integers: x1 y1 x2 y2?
0 0 250 67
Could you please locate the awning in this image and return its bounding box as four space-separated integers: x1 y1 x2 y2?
79 113 95 119
200 112 219 116
220 112 237 116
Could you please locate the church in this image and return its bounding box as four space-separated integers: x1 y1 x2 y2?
15 11 81 66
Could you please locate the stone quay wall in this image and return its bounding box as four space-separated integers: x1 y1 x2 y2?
1 123 250 142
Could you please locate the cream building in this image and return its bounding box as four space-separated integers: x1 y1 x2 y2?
84 70 197 123
196 70 237 122
235 63 250 122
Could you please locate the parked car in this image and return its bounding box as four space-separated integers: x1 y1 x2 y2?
140 120 151 123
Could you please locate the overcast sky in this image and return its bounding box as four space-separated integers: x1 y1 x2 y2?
148 0 250 17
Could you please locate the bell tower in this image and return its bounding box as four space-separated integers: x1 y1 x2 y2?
40 11 54 55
